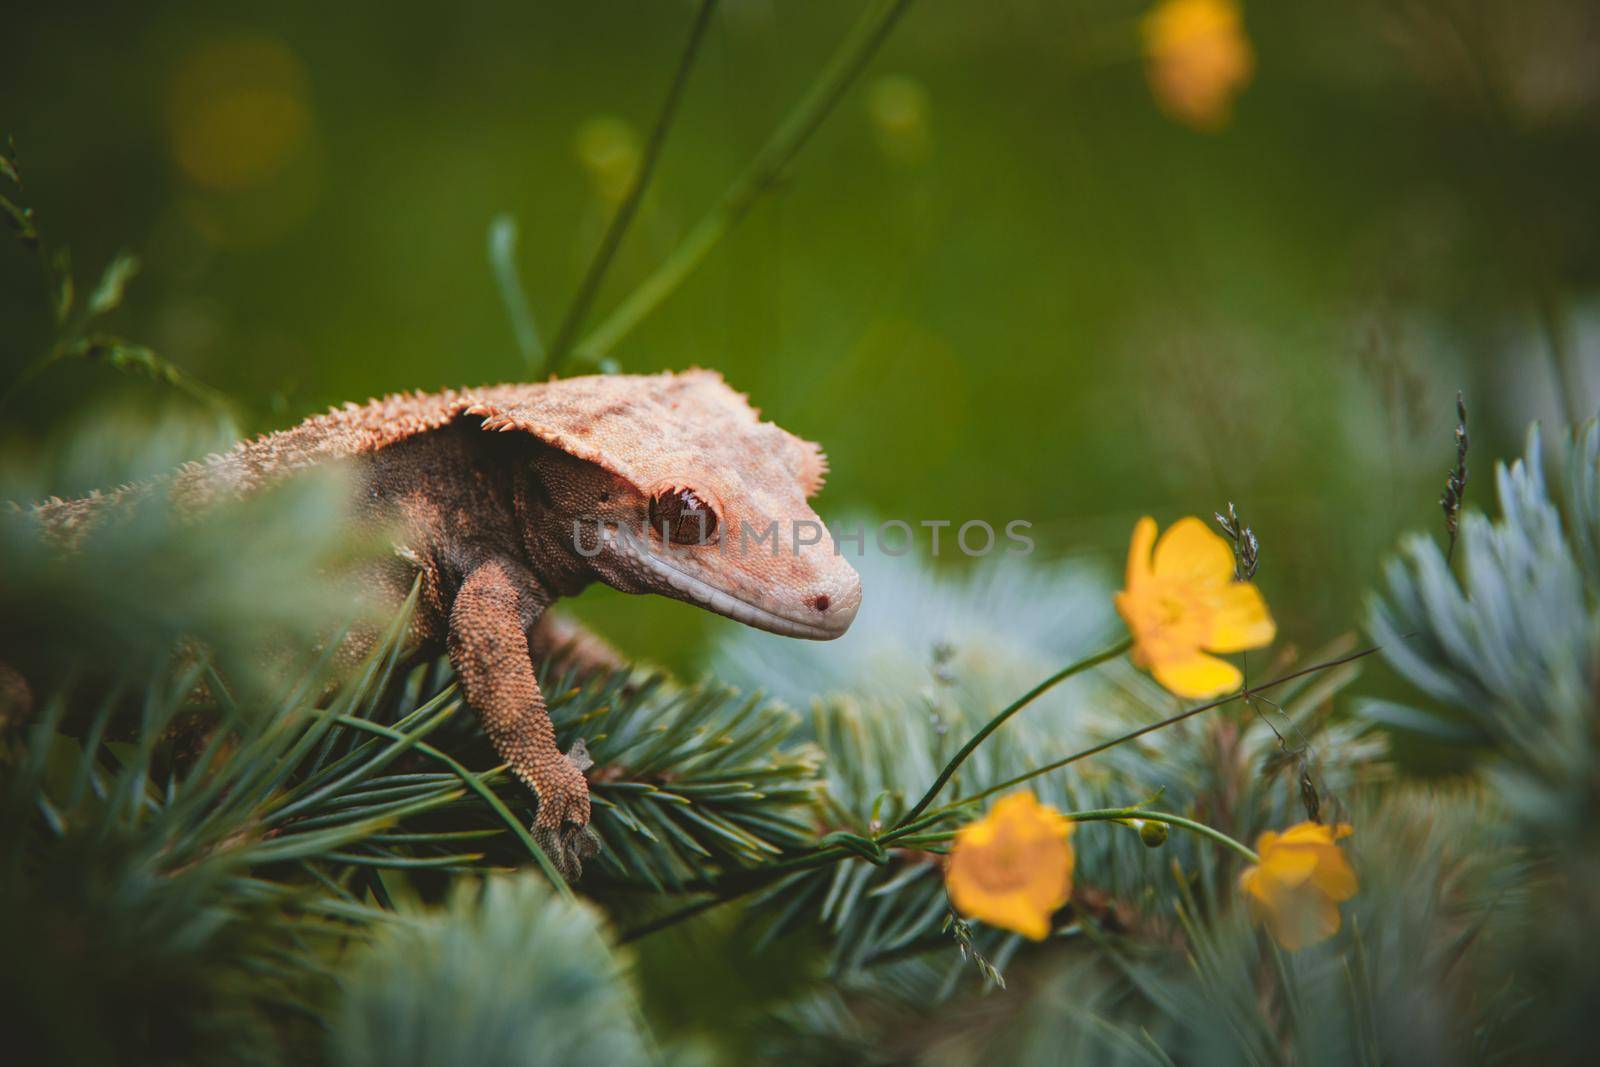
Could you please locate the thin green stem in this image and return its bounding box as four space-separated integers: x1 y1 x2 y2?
571 0 915 365
621 643 1383 943
545 0 720 376
892 637 1131 831
863 811 1261 919
616 842 859 942
1068 808 1259 864
619 892 742 944
905 642 1386 823
619 806 1256 944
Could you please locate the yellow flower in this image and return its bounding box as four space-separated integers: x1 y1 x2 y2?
945 792 1074 940
1240 822 1358 950
1114 516 1275 699
1141 0 1255 131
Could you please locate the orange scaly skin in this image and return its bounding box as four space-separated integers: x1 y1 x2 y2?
32 369 862 878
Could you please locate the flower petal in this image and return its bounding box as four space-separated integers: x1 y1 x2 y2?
1307 847 1358 900
1113 591 1147 664
1266 891 1343 951
960 890 1052 941
1151 516 1235 584
1125 516 1158 591
1276 822 1336 846
1262 844 1319 888
1202 580 1276 652
1151 649 1241 699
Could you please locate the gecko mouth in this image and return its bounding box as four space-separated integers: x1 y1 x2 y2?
611 532 849 640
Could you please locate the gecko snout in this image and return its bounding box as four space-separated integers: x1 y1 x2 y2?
805 570 861 638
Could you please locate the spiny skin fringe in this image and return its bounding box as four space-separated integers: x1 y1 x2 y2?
29 370 830 543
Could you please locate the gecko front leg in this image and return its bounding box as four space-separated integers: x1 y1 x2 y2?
447 557 599 879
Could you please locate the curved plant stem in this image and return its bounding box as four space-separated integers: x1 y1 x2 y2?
617 847 846 943
545 0 721 376
619 806 1256 944
621 642 1384 943
776 809 1261 863
620 892 744 944
569 0 915 367
900 642 1386 827
892 638 1131 831
1067 808 1259 863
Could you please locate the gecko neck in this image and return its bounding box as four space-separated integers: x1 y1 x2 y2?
511 475 599 600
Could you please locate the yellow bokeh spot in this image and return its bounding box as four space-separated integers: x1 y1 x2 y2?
575 116 641 203
1141 0 1255 131
167 33 312 192
866 74 932 165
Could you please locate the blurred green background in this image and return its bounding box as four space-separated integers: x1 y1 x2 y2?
3 0 1597 672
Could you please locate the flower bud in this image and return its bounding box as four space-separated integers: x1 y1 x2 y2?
1139 819 1169 848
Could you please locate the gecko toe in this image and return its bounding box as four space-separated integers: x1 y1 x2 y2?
532 815 601 881
571 824 602 861
534 826 584 881
555 846 584 882
532 824 567 872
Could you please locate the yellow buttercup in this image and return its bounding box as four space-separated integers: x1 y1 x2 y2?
945 792 1075 941
1240 821 1359 950
1115 516 1275 699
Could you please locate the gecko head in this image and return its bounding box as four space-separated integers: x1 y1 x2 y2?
489 370 861 640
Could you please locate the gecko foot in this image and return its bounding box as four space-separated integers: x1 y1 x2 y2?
531 739 601 880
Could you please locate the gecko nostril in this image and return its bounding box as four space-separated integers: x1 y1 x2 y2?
811 594 831 612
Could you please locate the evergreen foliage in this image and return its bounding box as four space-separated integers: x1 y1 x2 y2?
330 874 651 1067
4 3 1598 1056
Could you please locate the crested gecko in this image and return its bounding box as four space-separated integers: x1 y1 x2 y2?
33 369 862 877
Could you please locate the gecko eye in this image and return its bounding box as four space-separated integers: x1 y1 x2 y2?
649 487 719 545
